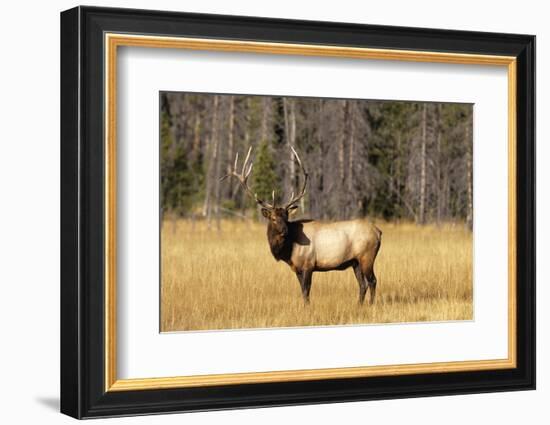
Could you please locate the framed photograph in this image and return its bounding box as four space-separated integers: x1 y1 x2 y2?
60 6 535 419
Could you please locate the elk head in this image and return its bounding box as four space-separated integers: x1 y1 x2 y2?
221 145 309 233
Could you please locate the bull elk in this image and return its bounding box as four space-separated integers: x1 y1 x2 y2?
222 146 382 305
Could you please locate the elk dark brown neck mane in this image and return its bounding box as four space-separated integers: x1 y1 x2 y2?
267 221 290 262
267 220 311 263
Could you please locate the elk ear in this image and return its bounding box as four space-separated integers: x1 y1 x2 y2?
261 208 271 219
287 205 299 216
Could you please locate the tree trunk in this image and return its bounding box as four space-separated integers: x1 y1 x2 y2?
338 100 347 218
347 102 356 217
226 95 235 199
466 110 473 229
203 95 219 227
436 104 442 225
240 98 251 216
283 98 296 203
396 132 402 218
260 97 270 143
419 103 427 224
317 99 325 218
338 101 347 184
192 113 201 160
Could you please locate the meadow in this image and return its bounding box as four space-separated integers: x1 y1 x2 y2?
160 218 472 332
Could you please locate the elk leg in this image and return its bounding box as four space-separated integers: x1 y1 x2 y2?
303 270 313 303
296 270 312 305
365 270 377 305
353 263 367 305
295 271 308 305
367 238 381 305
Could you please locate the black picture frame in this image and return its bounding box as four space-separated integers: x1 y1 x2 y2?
60 5 535 419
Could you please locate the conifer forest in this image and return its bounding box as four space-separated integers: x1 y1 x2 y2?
160 92 473 226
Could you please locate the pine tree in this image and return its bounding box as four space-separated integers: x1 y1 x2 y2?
160 110 195 216
253 140 280 206
160 109 174 216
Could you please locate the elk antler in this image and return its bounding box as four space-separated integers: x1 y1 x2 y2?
284 145 309 209
220 147 274 209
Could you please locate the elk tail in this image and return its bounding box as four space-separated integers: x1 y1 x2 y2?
373 225 382 254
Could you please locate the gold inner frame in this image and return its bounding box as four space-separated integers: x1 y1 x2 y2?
104 33 517 392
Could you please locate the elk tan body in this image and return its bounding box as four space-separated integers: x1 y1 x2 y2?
286 219 381 273
223 146 382 305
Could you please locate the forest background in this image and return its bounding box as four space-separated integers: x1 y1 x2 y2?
160 93 473 226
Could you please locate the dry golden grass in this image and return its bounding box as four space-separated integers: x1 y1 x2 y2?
161 219 472 332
